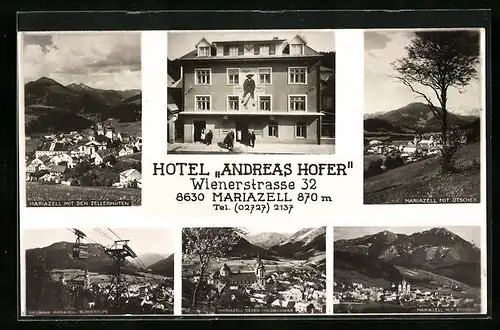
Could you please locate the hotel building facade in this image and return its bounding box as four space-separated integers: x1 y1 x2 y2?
172 35 335 145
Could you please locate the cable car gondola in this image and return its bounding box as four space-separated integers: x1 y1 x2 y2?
72 229 89 260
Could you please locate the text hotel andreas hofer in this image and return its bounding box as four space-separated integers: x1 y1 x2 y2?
153 162 353 214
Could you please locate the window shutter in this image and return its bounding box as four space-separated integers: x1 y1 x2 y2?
223 46 229 56
238 46 244 55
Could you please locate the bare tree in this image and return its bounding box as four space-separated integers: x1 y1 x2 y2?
390 31 480 172
182 227 245 309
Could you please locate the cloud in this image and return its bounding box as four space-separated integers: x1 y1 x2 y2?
364 31 392 51
22 32 141 90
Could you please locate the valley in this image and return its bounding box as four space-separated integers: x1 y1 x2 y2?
333 227 481 314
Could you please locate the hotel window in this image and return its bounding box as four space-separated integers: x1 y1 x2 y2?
290 43 304 55
268 121 278 137
288 67 307 84
296 123 307 138
259 95 271 111
195 69 211 85
195 96 211 111
227 96 240 111
289 95 306 111
227 68 240 85
260 45 269 55
198 46 210 57
229 46 239 56
258 68 272 85
269 44 276 55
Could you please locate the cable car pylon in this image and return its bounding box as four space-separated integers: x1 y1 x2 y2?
104 239 138 302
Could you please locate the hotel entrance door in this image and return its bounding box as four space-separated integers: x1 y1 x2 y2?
236 122 249 144
193 120 206 142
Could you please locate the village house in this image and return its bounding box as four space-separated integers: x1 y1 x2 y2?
282 287 304 301
167 76 183 143
49 164 67 176
119 168 142 186
271 299 295 308
26 163 39 173
294 301 315 313
118 146 134 157
92 149 116 166
49 153 75 168
35 141 69 158
134 137 142 151
174 35 335 145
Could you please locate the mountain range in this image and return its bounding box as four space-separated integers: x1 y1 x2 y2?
364 102 480 134
245 232 289 248
222 227 326 262
24 77 141 134
25 242 174 277
334 227 481 288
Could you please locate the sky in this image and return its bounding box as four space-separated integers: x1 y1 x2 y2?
364 30 482 115
167 30 336 60
22 32 141 90
23 228 174 256
334 226 480 246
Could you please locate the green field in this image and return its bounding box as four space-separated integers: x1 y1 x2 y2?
120 152 142 161
110 120 142 136
26 182 141 206
364 142 480 204
51 268 166 285
334 268 392 289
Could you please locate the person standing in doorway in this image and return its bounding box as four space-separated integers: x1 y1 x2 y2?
250 130 256 148
236 129 242 143
200 128 206 144
242 73 256 108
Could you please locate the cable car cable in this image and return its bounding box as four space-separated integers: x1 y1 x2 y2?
94 228 114 241
107 228 122 240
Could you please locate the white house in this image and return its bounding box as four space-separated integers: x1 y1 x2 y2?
29 158 44 167
92 149 116 166
118 146 134 157
84 140 107 156
134 137 142 151
120 169 142 186
282 288 304 301
39 173 53 182
49 153 74 168
26 164 38 173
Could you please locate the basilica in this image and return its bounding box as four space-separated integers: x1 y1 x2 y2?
210 254 267 291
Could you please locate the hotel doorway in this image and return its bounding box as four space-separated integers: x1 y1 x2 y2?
236 121 249 144
193 120 206 142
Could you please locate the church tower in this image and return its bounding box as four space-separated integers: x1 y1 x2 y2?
254 253 266 286
96 122 104 136
59 273 66 285
220 263 231 277
84 269 90 290
105 124 114 140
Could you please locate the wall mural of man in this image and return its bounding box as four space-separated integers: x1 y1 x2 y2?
241 73 256 108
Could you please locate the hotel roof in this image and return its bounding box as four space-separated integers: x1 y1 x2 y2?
178 35 322 61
